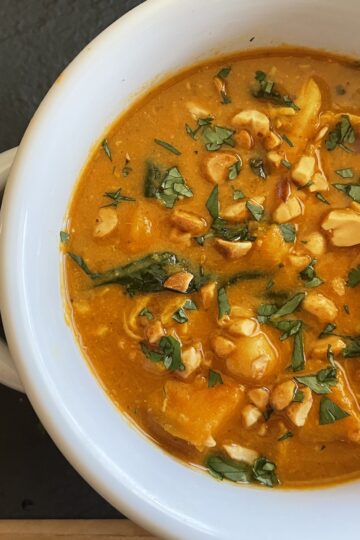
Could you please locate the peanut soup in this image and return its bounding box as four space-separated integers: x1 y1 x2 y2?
63 48 360 488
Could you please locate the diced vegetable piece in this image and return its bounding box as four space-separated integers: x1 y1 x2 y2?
228 318 259 337
291 156 315 186
286 387 313 427
247 387 269 411
303 232 326 257
203 152 240 184
148 378 243 450
241 404 263 428
270 380 296 411
223 443 259 464
144 320 165 345
212 336 236 357
178 345 203 379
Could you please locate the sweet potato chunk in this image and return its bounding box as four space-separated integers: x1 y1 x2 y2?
148 377 244 450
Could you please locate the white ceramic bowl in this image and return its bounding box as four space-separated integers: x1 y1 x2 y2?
1 0 359 538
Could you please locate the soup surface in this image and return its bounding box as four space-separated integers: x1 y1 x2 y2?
63 48 360 488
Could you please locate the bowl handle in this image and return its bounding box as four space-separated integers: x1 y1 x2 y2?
0 147 25 392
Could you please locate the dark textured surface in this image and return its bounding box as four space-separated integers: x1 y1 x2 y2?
0 0 145 518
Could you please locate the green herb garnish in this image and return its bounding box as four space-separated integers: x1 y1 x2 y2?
172 299 197 323
281 159 292 169
60 231 69 243
154 138 182 156
252 71 300 111
246 199 264 221
335 168 353 178
300 259 323 288
291 328 305 371
319 323 336 338
278 223 296 243
282 134 294 147
141 335 184 372
333 183 360 203
139 308 154 321
347 265 360 288
203 125 235 151
102 188 135 208
206 185 219 220
101 139 112 161
232 187 245 200
325 115 356 152
296 367 338 394
315 192 330 205
249 157 267 179
206 454 278 487
218 287 231 319
185 116 214 140
228 158 242 180
208 369 224 388
319 397 349 424
278 431 293 441
217 66 231 79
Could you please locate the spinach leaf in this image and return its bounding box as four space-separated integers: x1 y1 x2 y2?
296 367 337 394
154 138 182 156
218 287 231 319
206 454 253 483
141 336 184 372
271 292 305 319
252 71 300 111
203 125 235 151
208 369 223 388
278 223 296 243
156 167 193 208
319 397 349 424
347 265 360 287
325 115 356 152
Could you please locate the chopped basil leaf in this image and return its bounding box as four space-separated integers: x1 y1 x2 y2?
315 192 330 205
68 253 98 278
102 188 136 208
291 328 305 371
273 319 302 341
217 66 231 79
249 157 267 179
228 158 242 180
203 125 235 151
252 71 299 111
266 279 274 290
343 303 350 315
272 292 305 319
60 231 69 243
172 307 188 323
211 218 252 242
343 335 360 357
183 299 197 310
206 454 278 487
246 199 264 221
325 114 355 152
281 159 292 169
101 139 112 161
335 168 353 178
347 265 360 287
232 187 245 200
139 308 154 321
208 369 224 388
319 397 349 424
333 183 360 203
282 134 294 147
319 323 337 338
278 431 293 441
293 388 304 402
300 259 323 288
278 223 296 243
154 138 182 156
141 336 184 372
252 457 278 487
296 367 337 394
155 166 193 208
297 180 314 190
185 116 214 140
327 345 336 367
218 287 231 319
220 90 231 105
206 185 219 220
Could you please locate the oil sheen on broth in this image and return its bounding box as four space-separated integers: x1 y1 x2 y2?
63 48 360 488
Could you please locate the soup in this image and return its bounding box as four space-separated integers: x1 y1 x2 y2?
63 48 360 488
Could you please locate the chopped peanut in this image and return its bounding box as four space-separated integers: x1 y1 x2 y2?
322 208 360 247
178 345 202 378
214 239 253 259
200 282 217 309
273 196 304 223
212 336 236 357
303 232 326 257
270 380 296 411
94 207 118 238
222 196 264 222
232 110 270 138
291 155 315 186
330 277 346 296
303 292 338 322
247 388 269 411
241 404 263 428
170 209 207 235
264 131 282 150
286 387 313 427
309 172 329 192
267 151 283 167
164 271 194 293
235 129 253 149
288 254 312 270
203 152 240 184
228 318 259 337
186 101 210 119
223 443 259 464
